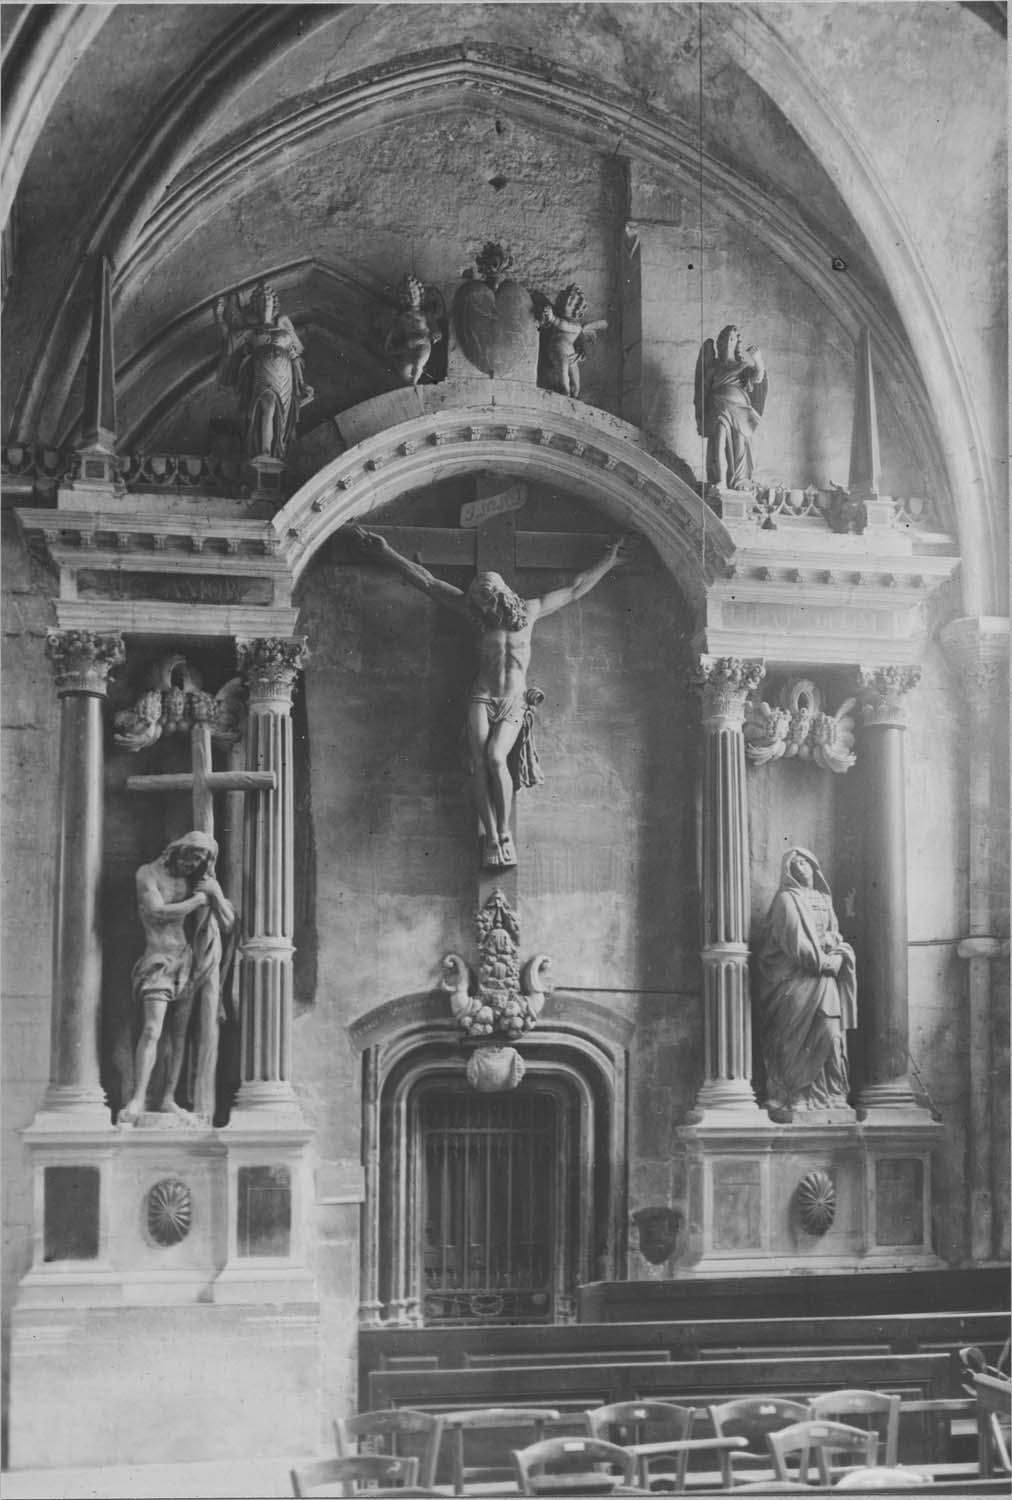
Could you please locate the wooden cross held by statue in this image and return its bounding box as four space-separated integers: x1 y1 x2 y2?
125 705 277 1120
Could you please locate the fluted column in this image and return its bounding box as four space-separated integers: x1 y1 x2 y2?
856 666 921 1112
43 630 124 1118
234 637 308 1116
693 656 765 1115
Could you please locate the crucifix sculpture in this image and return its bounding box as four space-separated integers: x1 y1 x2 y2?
349 483 630 873
115 662 277 1124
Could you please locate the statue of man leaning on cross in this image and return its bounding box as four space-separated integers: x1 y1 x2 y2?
349 524 632 870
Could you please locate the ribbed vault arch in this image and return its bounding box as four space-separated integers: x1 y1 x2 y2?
32 43 937 499
10 15 997 611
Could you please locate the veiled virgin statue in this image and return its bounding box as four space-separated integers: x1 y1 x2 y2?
756 847 857 1118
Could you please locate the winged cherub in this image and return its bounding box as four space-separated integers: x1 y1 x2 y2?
537 283 607 399
384 273 444 387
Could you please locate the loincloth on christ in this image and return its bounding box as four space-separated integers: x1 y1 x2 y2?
468 687 545 790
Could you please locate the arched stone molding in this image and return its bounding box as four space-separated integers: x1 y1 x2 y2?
275 382 731 619
718 6 1003 616
24 42 945 537
350 989 631 1327
1 5 111 226
116 258 394 452
12 5 337 443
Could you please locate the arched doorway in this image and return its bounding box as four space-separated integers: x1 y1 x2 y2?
351 1002 632 1329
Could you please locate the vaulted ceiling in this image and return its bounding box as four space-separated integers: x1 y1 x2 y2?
2 3 1006 613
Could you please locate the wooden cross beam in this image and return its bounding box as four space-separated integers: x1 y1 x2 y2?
341 477 631 906
126 721 276 836
125 719 277 1120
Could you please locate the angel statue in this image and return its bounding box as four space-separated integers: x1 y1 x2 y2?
536 283 607 399
694 324 769 491
384 273 444 386
214 281 314 460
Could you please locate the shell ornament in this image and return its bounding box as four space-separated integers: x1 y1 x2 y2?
796 1169 836 1236
146 1178 193 1246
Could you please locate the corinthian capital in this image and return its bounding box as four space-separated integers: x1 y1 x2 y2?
856 665 922 728
236 636 309 706
692 655 766 727
940 617 1009 722
46 630 124 695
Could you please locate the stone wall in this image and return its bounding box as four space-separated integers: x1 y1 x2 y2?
0 519 59 1459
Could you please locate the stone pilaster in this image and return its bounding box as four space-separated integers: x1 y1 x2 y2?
942 617 1010 1261
855 665 922 1113
233 636 308 1118
42 630 124 1120
692 656 765 1116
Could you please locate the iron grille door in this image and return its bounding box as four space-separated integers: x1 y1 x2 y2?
416 1084 567 1324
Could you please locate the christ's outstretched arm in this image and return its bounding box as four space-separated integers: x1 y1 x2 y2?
348 525 470 614
529 536 632 620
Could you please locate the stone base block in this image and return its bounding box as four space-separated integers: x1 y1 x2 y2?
16 1118 317 1307
667 1115 943 1275
8 1302 320 1469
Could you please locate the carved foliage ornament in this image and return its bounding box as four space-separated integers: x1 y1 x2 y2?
46 630 125 694
691 656 766 725
442 889 551 1045
236 636 309 702
114 655 244 752
857 665 922 727
745 679 857 774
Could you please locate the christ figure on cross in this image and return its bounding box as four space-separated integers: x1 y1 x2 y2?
350 525 631 870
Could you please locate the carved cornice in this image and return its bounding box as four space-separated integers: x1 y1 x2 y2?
236 636 309 706
856 665 922 728
692 655 766 728
45 629 124 695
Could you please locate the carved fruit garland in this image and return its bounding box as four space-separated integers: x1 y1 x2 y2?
441 889 551 1090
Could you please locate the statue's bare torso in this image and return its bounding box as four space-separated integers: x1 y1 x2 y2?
350 525 629 869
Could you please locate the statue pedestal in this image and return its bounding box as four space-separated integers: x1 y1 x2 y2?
8 1118 320 1469
668 1115 943 1277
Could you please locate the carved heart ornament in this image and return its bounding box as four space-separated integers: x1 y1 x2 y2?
451 278 539 380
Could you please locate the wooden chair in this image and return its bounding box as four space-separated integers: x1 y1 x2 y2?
439 1405 561 1494
334 1408 444 1489
707 1397 810 1478
584 1401 694 1490
834 1466 932 1489
973 1370 1012 1477
809 1388 901 1469
290 1453 420 1496
732 1484 811 1494
766 1418 878 1485
512 1435 636 1496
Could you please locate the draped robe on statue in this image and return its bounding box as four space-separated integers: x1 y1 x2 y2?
757 847 857 1113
